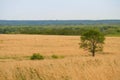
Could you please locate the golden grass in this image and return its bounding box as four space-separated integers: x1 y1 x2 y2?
0 34 120 80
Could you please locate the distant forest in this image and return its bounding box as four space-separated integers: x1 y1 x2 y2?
0 20 120 25
0 20 120 36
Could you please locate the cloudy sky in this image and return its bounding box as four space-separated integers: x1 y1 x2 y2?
0 0 120 20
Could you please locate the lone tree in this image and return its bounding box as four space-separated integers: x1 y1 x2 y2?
80 30 105 57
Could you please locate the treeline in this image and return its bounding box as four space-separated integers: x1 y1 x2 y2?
0 24 120 36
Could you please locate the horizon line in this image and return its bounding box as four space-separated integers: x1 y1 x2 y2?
0 19 120 21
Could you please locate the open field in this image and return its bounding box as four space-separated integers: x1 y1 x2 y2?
0 34 120 80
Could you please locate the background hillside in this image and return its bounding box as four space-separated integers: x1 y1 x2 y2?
0 20 120 25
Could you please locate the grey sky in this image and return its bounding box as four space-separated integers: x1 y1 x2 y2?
0 0 120 20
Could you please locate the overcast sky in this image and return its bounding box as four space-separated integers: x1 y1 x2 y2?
0 0 120 20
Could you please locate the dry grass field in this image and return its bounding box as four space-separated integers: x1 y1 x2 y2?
0 34 120 80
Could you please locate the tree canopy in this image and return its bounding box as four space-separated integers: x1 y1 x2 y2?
80 30 105 57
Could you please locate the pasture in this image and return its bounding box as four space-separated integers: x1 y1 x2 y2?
0 34 120 80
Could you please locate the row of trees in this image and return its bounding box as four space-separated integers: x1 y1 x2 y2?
0 24 120 36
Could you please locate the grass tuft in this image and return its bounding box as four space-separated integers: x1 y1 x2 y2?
30 53 44 60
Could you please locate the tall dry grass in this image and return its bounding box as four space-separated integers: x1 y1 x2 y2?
0 56 120 80
0 34 120 80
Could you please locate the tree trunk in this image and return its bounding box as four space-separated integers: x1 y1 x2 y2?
92 45 95 57
92 51 95 57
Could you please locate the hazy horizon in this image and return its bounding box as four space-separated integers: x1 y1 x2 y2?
0 19 120 21
1 0 120 20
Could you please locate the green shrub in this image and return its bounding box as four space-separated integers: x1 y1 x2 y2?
51 55 58 59
30 53 44 60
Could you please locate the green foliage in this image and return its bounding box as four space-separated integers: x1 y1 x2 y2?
80 30 105 57
51 55 59 59
30 53 44 60
0 24 120 36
